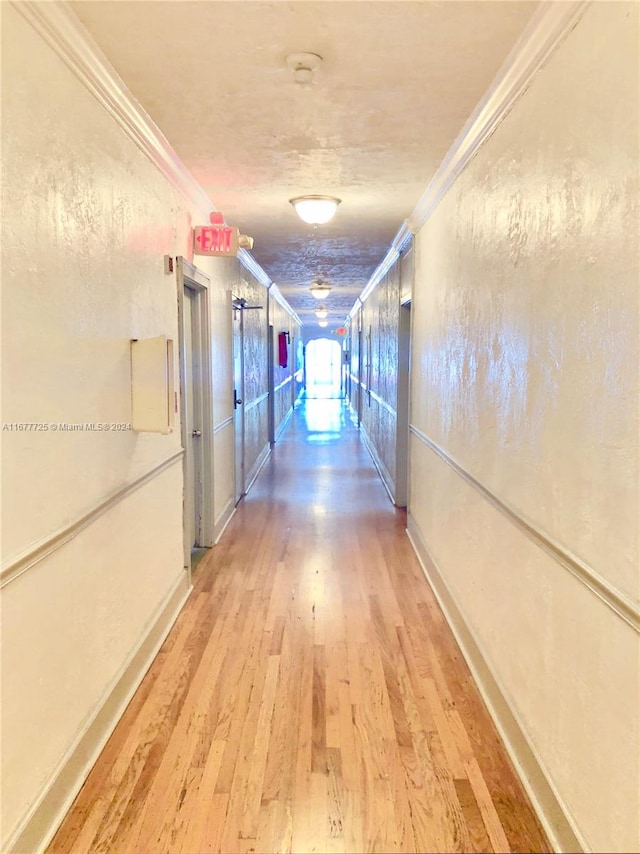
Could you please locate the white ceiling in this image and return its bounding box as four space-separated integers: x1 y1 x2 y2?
71 0 539 326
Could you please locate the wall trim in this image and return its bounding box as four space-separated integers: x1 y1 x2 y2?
11 1 214 216
294 386 305 408
244 443 271 496
238 247 271 290
354 220 413 313
269 281 303 327
6 571 192 854
244 391 270 414
0 450 184 589
346 0 589 321
275 405 294 442
11 1 300 323
406 516 586 854
410 425 640 633
213 499 236 545
369 388 398 420
360 423 396 506
408 1 589 235
274 375 292 395
213 415 234 435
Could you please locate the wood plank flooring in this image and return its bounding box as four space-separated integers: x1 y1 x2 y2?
48 399 550 854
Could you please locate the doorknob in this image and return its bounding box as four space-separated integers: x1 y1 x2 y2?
192 429 202 437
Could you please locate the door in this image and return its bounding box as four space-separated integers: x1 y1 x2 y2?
395 301 411 507
183 285 210 551
183 286 200 549
395 244 414 508
232 298 245 504
290 334 296 408
177 257 214 570
267 324 275 445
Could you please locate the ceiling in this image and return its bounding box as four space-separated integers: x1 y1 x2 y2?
71 0 539 327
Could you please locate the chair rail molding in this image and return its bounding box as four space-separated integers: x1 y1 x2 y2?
1 451 185 589
410 424 640 633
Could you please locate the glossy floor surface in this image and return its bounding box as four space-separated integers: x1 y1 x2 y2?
49 400 549 853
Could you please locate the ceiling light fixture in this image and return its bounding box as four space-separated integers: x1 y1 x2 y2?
314 307 328 319
310 282 332 300
318 320 328 328
286 52 322 86
290 195 341 225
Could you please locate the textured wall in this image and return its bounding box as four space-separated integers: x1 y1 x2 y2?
0 6 238 845
348 320 361 417
207 257 235 529
270 297 296 436
360 261 401 495
409 4 639 851
229 266 270 486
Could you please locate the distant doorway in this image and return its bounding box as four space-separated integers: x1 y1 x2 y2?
305 338 343 398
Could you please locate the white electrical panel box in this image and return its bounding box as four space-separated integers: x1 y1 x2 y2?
130 336 175 434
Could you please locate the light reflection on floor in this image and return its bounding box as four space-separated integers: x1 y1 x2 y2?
300 396 346 443
304 382 343 399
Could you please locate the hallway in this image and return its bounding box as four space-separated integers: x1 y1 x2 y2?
48 400 548 854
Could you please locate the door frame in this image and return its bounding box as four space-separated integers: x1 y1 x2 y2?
395 243 414 508
267 323 275 445
176 257 214 570
232 295 246 504
395 299 411 507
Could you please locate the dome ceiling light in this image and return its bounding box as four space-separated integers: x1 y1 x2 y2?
290 195 341 225
310 281 332 300
314 307 328 319
318 320 328 328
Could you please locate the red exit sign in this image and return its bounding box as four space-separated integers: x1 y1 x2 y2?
193 224 239 256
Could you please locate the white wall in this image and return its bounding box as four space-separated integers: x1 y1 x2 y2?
409 4 639 851
0 5 264 848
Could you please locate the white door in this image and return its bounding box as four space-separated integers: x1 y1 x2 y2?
183 285 202 547
267 324 275 445
395 301 411 508
176 257 214 570
232 300 245 504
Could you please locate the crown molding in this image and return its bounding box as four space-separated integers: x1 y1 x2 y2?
268 281 303 327
407 0 590 235
348 0 590 319
13 1 291 314
12 1 215 216
354 219 414 315
238 248 272 290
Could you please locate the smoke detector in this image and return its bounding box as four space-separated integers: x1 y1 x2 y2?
286 52 322 86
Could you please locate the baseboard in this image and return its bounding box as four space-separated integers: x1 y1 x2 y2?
213 498 236 545
274 405 293 441
405 515 585 854
359 423 396 505
6 571 192 854
244 443 271 496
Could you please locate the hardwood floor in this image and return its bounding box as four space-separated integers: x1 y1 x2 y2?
48 399 549 854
